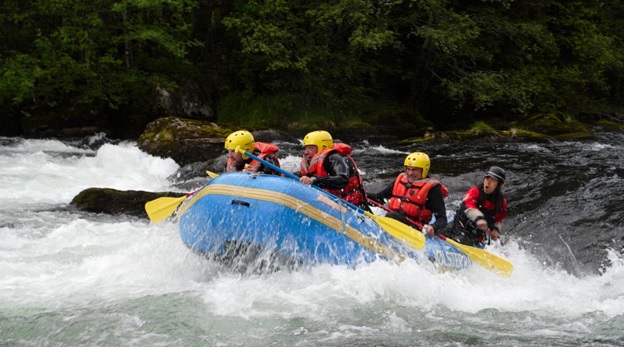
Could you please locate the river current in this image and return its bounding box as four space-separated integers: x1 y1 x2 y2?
0 130 623 346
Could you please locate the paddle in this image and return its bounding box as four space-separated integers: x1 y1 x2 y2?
145 170 220 222
368 197 513 276
206 170 219 178
234 146 426 249
436 233 513 277
145 195 188 223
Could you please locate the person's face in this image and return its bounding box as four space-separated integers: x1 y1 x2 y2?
228 149 243 164
404 166 423 182
303 145 318 160
483 176 499 194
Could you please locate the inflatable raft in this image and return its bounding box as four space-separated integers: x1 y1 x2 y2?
177 172 472 272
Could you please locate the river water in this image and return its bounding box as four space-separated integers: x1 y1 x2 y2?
1 130 623 346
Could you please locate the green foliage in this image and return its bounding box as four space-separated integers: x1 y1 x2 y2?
217 92 294 128
0 0 200 132
1 0 624 137
222 0 401 109
0 54 37 104
217 92 372 131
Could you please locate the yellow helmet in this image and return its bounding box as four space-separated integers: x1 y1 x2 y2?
404 152 430 178
224 130 255 159
303 130 333 151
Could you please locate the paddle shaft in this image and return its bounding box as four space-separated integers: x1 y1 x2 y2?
236 147 511 275
368 197 424 228
368 193 513 275
237 147 368 213
369 197 502 244
235 147 426 250
234 147 408 259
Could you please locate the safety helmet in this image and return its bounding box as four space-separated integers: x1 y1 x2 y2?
404 152 430 178
485 166 506 184
303 130 334 151
224 130 255 159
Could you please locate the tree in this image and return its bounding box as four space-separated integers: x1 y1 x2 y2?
0 0 200 136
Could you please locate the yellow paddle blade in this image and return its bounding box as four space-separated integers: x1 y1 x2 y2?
445 237 514 277
144 196 186 222
364 211 425 249
206 170 219 178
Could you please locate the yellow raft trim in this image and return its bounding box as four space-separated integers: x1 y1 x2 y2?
178 183 403 262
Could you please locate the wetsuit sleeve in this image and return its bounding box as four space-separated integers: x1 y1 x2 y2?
228 158 246 172
462 186 485 222
367 180 394 203
259 154 281 175
425 185 447 232
312 153 350 190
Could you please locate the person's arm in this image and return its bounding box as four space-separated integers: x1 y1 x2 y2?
462 187 485 222
424 185 447 233
457 186 490 236
367 181 394 203
259 154 281 175
312 153 350 190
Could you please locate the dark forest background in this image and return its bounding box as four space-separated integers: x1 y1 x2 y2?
1 0 623 139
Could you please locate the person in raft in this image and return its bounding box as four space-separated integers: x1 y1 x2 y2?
367 152 448 237
298 130 369 210
223 130 281 175
440 166 508 248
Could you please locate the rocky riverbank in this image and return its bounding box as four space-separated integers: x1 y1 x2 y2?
69 112 622 218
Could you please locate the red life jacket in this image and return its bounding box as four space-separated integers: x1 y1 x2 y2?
387 174 449 224
226 142 280 173
300 143 366 206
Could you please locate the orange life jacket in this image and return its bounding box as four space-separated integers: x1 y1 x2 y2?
300 143 366 206
226 142 280 174
388 174 448 224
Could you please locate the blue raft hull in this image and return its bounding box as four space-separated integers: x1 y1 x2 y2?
178 172 471 271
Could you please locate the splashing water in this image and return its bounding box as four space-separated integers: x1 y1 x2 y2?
1 134 623 346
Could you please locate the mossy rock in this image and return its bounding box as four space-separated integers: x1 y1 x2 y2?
249 129 299 143
137 116 297 165
404 121 500 143
70 188 183 218
139 116 231 143
470 121 496 133
522 112 591 136
339 120 376 130
399 121 554 143
500 128 551 142
596 119 624 131
137 116 232 165
400 115 595 144
399 131 438 143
